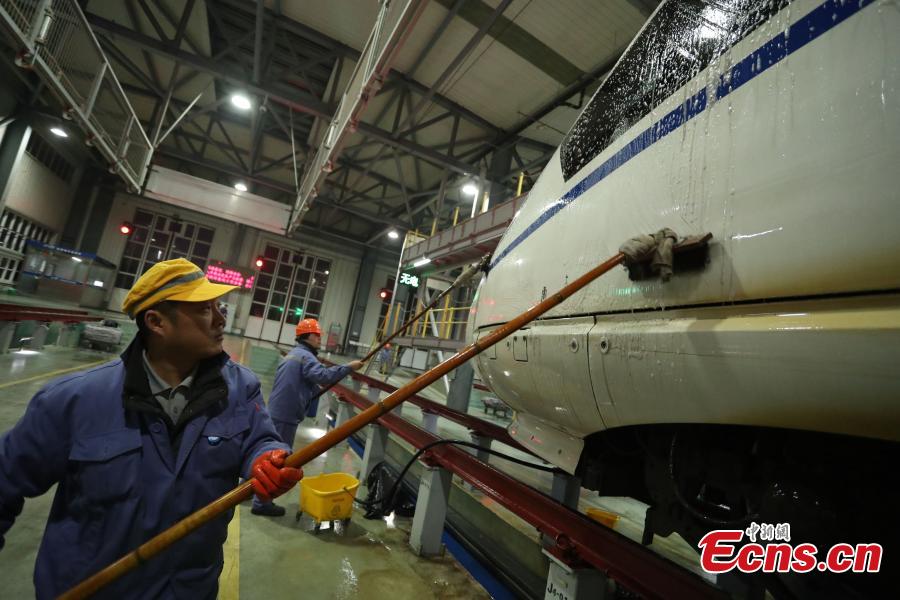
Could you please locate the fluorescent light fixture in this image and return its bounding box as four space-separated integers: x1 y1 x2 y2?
230 93 252 110
234 182 248 192
93 280 104 287
413 257 431 267
387 230 400 240
462 183 478 196
50 127 68 138
70 256 82 262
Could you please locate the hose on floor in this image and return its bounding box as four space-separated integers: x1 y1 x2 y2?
352 438 563 517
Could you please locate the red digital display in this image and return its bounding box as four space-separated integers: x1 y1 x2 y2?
207 265 255 289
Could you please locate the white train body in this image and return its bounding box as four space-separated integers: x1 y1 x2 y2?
472 0 900 474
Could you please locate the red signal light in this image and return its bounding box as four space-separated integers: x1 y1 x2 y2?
254 257 264 269
379 288 391 300
119 222 133 235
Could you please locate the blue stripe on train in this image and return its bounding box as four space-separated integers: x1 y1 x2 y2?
490 0 874 270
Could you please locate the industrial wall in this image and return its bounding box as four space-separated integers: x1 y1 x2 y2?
4 152 74 234
93 191 398 349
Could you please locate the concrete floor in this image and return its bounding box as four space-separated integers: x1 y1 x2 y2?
0 339 490 599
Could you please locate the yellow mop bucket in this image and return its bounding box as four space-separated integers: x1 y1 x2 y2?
297 472 359 529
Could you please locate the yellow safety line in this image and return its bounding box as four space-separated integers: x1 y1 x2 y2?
218 505 241 599
0 359 109 390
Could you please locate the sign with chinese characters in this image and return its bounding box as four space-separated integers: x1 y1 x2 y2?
206 264 255 289
399 272 419 288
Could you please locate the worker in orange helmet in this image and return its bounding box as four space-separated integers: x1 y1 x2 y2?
252 318 363 516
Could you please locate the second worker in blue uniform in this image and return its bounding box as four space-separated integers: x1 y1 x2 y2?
252 318 362 516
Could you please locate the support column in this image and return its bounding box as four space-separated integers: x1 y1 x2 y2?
28 323 49 350
543 472 582 548
0 321 15 353
543 551 611 600
314 392 332 429
0 116 32 216
64 181 99 250
335 398 353 428
366 384 381 403
78 186 115 255
359 423 389 483
467 432 492 464
55 322 80 347
343 250 377 353
487 144 514 206
370 382 402 417
409 464 452 556
551 471 582 509
464 432 492 492
446 361 474 413
421 411 438 435
325 398 356 472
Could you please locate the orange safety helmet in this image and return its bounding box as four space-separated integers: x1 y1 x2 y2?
295 318 322 336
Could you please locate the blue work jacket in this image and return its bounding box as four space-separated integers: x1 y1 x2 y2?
267 343 351 424
0 337 288 599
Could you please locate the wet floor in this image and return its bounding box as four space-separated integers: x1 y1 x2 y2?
236 424 489 600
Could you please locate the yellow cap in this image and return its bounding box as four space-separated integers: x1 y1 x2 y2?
122 258 236 318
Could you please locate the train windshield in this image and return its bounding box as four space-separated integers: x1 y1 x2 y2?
560 0 789 182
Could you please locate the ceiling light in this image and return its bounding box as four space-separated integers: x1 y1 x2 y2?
231 94 252 110
50 127 68 138
387 230 399 240
413 257 431 267
234 182 248 192
71 256 82 262
462 183 478 196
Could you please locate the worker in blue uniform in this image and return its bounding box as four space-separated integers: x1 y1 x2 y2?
252 318 362 516
0 258 302 599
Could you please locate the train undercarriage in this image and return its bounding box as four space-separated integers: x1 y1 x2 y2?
577 425 899 599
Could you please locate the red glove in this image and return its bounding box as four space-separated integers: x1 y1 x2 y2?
250 449 302 503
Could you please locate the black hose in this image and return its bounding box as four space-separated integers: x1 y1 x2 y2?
354 439 563 513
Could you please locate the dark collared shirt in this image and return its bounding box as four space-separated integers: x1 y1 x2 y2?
142 351 195 424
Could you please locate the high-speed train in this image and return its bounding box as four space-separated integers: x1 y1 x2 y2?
472 0 899 595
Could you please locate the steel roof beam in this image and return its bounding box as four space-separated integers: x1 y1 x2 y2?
432 0 584 86
253 0 265 84
88 13 481 179
210 0 504 138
